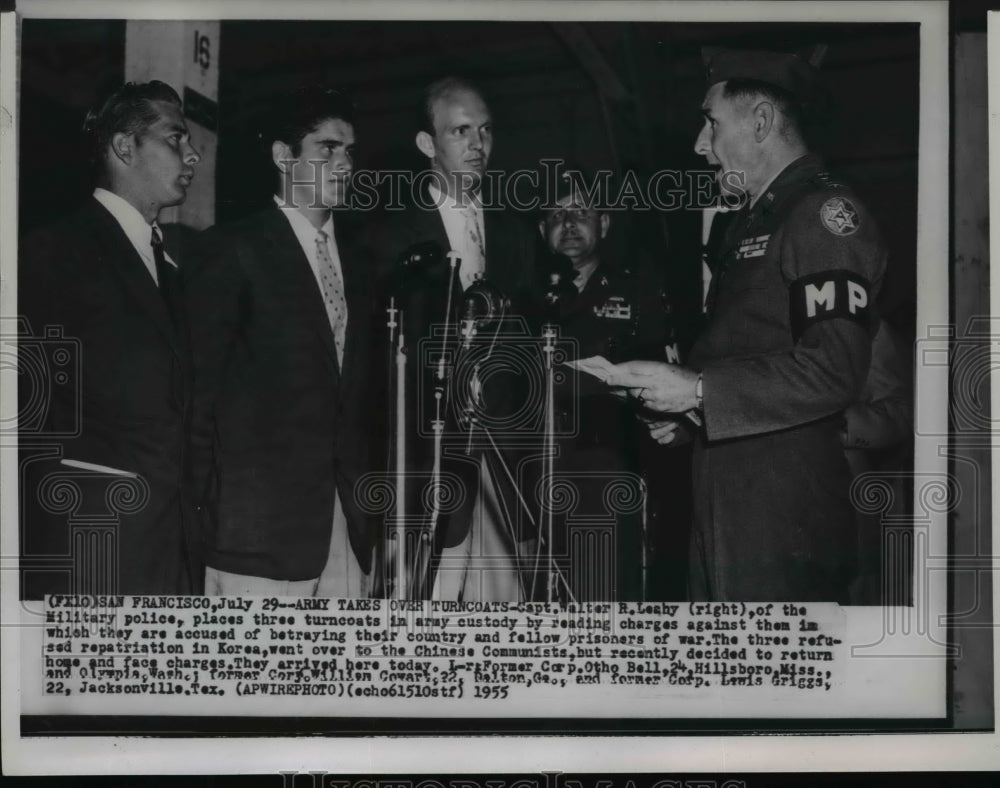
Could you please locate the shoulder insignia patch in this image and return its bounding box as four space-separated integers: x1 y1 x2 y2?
820 197 859 236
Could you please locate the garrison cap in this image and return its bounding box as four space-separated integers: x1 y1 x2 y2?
533 160 606 215
707 49 819 105
552 163 601 203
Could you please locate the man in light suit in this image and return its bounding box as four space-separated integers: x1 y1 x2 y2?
19 81 202 597
372 77 538 601
186 85 374 596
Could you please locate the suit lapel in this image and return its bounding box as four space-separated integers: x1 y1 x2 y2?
482 209 524 296
483 209 503 281
334 218 364 384
408 199 459 297
408 186 458 268
414 199 452 258
88 199 182 359
264 208 341 377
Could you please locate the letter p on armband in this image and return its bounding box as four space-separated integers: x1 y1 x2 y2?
846 279 868 314
789 269 872 341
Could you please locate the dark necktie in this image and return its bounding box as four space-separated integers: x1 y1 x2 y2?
151 226 179 325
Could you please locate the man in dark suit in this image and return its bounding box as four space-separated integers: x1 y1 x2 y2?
371 77 538 600
186 86 374 596
19 81 202 597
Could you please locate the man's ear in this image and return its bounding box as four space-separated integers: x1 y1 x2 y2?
271 140 293 172
753 101 776 143
415 130 436 160
110 132 133 166
538 219 547 242
599 212 611 239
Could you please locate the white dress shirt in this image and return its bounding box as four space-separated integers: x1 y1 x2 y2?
274 197 344 290
93 187 176 286
428 183 486 290
273 196 349 330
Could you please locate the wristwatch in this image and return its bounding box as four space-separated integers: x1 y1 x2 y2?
695 374 704 409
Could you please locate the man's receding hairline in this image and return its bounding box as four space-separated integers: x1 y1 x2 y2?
429 86 490 130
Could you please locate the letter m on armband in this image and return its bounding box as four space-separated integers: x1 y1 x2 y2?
788 270 872 342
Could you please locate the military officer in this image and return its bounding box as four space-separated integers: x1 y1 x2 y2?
608 50 887 602
535 169 683 601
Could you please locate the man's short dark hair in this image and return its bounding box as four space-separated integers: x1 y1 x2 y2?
723 78 805 135
82 80 182 177
266 84 356 156
722 77 831 146
416 76 487 135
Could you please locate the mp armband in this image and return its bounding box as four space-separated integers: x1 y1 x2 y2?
789 270 872 341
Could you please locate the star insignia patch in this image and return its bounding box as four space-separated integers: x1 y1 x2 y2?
820 197 860 236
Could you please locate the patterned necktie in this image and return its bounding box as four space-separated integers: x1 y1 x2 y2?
460 204 486 290
315 229 347 365
150 226 179 325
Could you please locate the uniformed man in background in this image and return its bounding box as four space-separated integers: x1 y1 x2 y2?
535 168 686 601
608 50 887 602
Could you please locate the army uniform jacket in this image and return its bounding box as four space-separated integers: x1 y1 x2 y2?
541 258 676 600
549 260 675 452
687 154 887 602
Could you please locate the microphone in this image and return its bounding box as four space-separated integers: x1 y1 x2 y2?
454 279 509 425
460 291 478 351
459 278 510 349
397 240 443 269
391 240 448 294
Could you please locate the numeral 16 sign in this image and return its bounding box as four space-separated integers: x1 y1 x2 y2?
185 22 219 102
193 28 212 70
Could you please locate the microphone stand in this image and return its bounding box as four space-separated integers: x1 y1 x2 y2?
541 323 558 604
392 302 407 600
408 251 461 599
455 308 576 605
529 264 580 603
374 296 407 600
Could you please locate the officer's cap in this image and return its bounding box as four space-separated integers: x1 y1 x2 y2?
552 165 599 204
707 49 819 105
535 161 606 212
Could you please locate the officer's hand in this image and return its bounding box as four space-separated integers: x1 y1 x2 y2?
646 421 682 446
606 360 700 414
641 414 697 446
